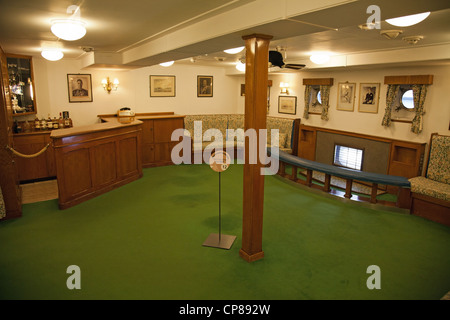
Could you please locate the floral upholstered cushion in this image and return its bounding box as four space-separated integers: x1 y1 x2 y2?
227 114 244 132
184 114 228 143
409 176 450 202
426 134 450 184
267 116 294 149
185 114 295 153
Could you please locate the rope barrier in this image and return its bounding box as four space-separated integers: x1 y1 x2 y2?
6 143 50 158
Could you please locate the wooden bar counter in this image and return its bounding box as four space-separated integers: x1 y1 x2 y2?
50 119 143 209
99 112 185 168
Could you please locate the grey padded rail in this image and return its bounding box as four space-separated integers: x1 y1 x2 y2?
276 150 411 188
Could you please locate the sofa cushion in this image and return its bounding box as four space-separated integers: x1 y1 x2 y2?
267 116 294 149
409 176 450 202
227 114 244 133
426 134 450 184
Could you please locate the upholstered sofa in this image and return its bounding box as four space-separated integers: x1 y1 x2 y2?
183 114 299 154
409 133 450 226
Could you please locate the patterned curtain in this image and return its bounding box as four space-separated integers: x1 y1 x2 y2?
411 84 428 134
319 85 331 121
381 84 399 127
303 85 311 119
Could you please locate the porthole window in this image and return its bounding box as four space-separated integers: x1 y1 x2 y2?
401 89 414 109
317 90 322 104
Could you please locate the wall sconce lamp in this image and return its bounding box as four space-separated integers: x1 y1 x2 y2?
280 82 289 94
102 77 119 93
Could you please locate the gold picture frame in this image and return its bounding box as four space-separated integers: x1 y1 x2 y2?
358 83 380 113
150 75 176 97
67 74 93 103
336 82 356 111
197 75 213 97
278 96 297 115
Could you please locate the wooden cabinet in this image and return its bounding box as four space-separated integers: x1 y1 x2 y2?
298 126 316 160
13 132 55 182
6 54 37 116
139 116 185 167
387 141 426 193
388 141 426 178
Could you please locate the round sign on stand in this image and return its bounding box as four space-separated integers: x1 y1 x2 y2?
202 151 236 250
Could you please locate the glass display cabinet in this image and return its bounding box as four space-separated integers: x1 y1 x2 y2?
6 54 37 116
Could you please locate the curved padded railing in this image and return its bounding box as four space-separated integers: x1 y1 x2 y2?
276 150 411 208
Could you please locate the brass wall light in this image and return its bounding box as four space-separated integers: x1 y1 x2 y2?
280 82 289 94
102 77 119 93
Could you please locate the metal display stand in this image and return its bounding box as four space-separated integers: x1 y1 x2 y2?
202 151 236 250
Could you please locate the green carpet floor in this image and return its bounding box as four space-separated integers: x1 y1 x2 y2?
1 164 449 300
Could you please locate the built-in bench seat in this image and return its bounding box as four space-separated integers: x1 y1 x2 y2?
183 114 299 155
409 133 450 226
276 150 411 209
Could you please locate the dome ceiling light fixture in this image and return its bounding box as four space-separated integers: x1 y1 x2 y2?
41 48 64 61
159 61 174 67
224 46 245 54
51 5 87 41
385 12 430 27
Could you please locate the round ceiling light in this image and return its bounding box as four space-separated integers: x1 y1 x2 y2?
159 61 174 67
51 19 87 41
224 46 245 54
385 12 430 27
41 48 64 61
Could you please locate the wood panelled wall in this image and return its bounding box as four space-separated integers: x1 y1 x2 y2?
52 123 143 209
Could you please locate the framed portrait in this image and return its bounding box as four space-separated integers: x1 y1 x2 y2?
358 83 380 113
150 75 176 97
278 96 297 115
336 82 356 111
197 75 213 97
67 74 93 103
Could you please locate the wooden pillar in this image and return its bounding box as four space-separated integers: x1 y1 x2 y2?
240 34 272 263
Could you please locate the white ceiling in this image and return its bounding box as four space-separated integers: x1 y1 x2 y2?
0 0 449 71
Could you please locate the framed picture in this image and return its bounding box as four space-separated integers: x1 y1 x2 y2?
358 83 380 113
150 75 176 97
197 75 213 97
336 82 356 111
67 74 93 103
278 96 297 115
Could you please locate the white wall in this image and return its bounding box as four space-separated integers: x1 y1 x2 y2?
29 59 241 127
296 65 450 144
25 58 450 145
234 64 449 144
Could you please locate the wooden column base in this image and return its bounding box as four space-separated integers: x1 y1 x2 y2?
239 249 265 263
